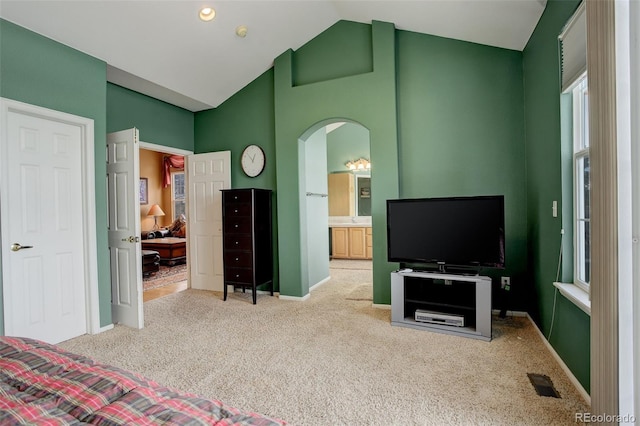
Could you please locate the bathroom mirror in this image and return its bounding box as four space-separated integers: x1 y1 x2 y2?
355 174 371 216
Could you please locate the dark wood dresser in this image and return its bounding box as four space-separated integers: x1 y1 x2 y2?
221 188 273 304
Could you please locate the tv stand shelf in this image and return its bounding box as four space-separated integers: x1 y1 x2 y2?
391 271 492 341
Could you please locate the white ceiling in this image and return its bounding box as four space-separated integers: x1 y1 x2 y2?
0 1 547 112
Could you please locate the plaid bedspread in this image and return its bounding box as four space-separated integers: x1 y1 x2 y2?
0 337 285 425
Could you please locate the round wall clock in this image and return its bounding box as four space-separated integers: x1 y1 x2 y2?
241 144 266 177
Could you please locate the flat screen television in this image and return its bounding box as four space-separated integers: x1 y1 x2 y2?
386 195 505 270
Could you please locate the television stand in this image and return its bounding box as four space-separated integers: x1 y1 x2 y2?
432 262 481 275
391 270 492 341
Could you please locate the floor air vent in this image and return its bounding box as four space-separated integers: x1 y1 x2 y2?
527 373 561 398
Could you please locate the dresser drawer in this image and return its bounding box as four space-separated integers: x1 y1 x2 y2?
224 217 252 234
225 191 252 203
224 235 253 250
225 202 251 217
225 251 253 268
225 267 253 284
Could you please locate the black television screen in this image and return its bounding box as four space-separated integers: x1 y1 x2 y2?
386 195 505 269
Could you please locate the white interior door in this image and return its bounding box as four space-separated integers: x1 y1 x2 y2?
187 151 230 291
107 128 143 329
1 107 87 343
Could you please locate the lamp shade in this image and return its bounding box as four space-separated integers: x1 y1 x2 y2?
147 204 165 217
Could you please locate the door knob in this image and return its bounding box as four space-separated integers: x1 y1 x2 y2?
11 243 34 252
121 236 140 243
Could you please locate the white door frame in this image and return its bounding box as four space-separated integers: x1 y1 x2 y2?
139 141 192 157
138 141 193 287
0 97 101 335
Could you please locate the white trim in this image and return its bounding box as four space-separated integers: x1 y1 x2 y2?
553 282 591 315
0 98 101 336
95 324 114 334
373 303 391 310
559 2 587 92
615 0 638 421
170 170 186 221
630 0 640 418
139 141 192 156
572 77 591 293
309 276 331 292
527 313 591 405
139 140 193 292
278 294 311 302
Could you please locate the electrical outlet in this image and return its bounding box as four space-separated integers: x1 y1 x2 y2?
501 276 511 289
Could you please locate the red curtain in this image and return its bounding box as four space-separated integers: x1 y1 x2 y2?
163 155 185 187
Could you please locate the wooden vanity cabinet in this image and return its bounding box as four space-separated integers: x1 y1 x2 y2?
328 173 355 216
331 227 349 258
331 226 372 260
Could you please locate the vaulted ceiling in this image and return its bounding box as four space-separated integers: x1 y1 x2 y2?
1 1 547 112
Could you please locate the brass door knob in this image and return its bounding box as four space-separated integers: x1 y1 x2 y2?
11 243 33 252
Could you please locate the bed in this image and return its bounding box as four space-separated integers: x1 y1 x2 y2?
0 336 285 425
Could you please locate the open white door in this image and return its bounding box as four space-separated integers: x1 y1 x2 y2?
107 128 143 329
187 151 231 291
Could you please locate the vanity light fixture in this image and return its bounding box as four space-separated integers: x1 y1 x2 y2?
345 158 371 171
199 7 216 21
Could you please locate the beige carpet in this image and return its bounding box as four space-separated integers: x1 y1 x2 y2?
328 258 373 270
60 263 590 425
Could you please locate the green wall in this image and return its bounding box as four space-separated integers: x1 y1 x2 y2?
0 18 111 328
107 83 194 150
0 20 198 333
1 12 590 393
195 69 278 290
326 123 371 173
195 20 527 307
396 30 527 309
292 20 373 86
274 21 400 301
522 0 590 392
195 69 275 188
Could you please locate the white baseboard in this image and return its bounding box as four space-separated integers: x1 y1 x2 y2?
277 276 330 301
278 293 310 302
373 303 391 310
309 276 331 292
526 313 591 405
91 323 114 335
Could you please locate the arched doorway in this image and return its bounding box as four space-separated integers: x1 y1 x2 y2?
298 120 371 292
273 22 399 302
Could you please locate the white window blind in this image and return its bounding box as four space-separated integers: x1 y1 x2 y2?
559 2 586 93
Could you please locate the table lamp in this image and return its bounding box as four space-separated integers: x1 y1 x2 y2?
147 204 165 231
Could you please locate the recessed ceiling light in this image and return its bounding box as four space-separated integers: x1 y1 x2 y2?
236 25 248 38
199 7 216 22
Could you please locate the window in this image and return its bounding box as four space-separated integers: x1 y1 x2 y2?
171 171 185 220
572 76 590 291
